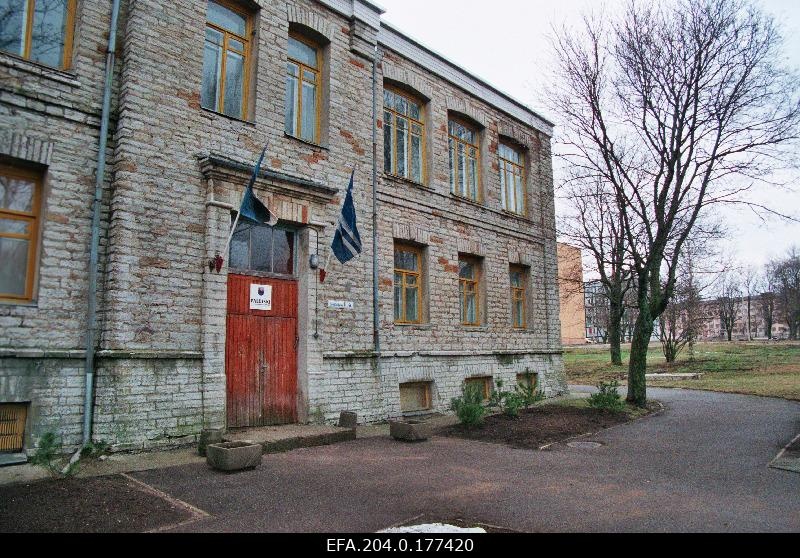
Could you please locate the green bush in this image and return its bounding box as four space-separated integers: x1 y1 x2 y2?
451 383 487 426
489 380 529 418
30 432 78 477
516 373 546 407
587 381 625 412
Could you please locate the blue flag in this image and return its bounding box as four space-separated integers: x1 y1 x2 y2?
331 171 362 265
238 145 278 226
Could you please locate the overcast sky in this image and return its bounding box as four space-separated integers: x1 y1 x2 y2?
378 0 800 271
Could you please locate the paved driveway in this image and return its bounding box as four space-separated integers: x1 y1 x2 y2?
133 388 800 532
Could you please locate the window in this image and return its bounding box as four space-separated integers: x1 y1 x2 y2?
516 372 538 392
464 377 493 402
201 0 251 119
394 244 422 324
448 119 480 201
399 382 432 413
383 88 425 184
0 403 28 452
285 33 321 143
0 164 42 302
459 256 481 326
499 143 525 215
510 265 527 329
230 220 296 276
0 0 76 69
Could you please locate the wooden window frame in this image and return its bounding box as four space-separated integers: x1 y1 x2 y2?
399 382 432 413
383 86 426 185
3 0 78 69
499 142 526 216
228 220 298 279
448 117 482 203
204 0 253 119
459 255 481 326
510 265 527 329
0 163 42 303
516 372 538 392
0 403 28 452
464 376 493 402
286 31 322 144
394 243 423 325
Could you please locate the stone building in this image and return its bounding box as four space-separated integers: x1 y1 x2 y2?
0 0 564 456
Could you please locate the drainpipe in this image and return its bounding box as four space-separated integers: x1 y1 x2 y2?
81 0 121 448
371 45 381 355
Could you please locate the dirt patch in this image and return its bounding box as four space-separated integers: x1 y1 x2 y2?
438 404 652 450
0 474 192 533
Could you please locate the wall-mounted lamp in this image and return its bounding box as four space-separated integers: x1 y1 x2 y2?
208 253 224 274
309 254 320 270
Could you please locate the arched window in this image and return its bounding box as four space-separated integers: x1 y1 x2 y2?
285 33 321 144
201 0 253 119
383 87 425 184
448 118 480 202
499 142 526 215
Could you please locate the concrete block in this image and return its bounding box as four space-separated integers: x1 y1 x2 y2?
206 441 263 472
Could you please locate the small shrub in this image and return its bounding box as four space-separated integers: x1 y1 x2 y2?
30 432 78 477
451 383 487 426
587 381 625 412
501 391 526 418
489 380 528 418
516 373 545 407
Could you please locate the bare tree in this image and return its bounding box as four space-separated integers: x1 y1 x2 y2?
768 247 800 340
717 273 742 341
759 277 777 339
659 272 702 363
559 178 633 364
551 0 800 405
741 266 759 340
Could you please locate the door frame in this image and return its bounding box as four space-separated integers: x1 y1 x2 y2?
223 222 312 427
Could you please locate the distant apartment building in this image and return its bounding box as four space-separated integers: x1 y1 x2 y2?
557 243 586 345
697 295 790 341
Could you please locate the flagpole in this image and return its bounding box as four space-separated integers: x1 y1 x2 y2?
222 141 271 260
224 196 243 257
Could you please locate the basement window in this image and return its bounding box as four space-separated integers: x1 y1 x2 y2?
0 403 28 453
399 382 432 414
464 376 493 402
516 372 539 392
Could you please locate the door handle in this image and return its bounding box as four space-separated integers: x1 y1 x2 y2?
294 336 299 350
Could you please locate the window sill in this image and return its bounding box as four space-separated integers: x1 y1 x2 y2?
460 325 489 332
501 209 529 220
382 173 428 189
0 52 80 87
393 323 432 330
200 107 255 127
449 192 486 209
0 298 38 308
284 133 329 151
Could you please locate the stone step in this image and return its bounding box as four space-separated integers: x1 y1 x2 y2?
225 425 357 455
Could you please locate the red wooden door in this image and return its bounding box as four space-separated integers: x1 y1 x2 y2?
226 274 298 427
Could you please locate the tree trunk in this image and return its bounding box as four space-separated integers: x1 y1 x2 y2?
608 298 623 366
747 297 752 341
627 310 653 408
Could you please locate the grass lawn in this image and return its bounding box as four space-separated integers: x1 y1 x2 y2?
563 341 800 401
